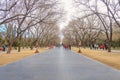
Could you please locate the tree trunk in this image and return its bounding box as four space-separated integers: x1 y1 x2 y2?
22 46 24 49
108 41 111 52
35 48 39 53
18 45 21 52
7 38 13 54
108 18 113 52
30 45 33 50
7 44 12 54
18 36 22 52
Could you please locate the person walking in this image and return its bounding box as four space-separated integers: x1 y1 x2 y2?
68 44 71 50
101 44 105 50
2 44 6 51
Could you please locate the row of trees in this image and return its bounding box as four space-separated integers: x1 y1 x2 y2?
0 0 62 53
63 15 102 47
63 0 120 52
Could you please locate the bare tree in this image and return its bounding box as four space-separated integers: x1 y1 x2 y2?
0 0 62 53
100 0 120 28
0 0 18 24
74 0 117 52
63 15 101 48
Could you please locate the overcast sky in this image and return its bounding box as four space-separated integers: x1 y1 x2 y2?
58 0 109 31
58 0 108 41
59 0 76 30
58 0 77 42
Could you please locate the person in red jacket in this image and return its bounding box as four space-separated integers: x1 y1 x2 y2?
64 44 67 49
101 44 105 50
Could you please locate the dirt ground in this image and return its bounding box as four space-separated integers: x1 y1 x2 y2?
0 48 48 66
72 47 120 70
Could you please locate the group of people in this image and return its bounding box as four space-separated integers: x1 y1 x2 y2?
91 43 109 50
100 43 109 50
0 44 6 52
63 44 71 50
56 44 71 50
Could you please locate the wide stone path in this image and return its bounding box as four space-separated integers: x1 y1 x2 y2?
0 47 120 80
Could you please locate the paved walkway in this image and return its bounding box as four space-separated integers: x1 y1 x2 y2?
0 47 120 80
112 50 120 53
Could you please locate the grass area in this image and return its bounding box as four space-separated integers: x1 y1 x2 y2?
0 48 48 66
112 47 120 50
72 47 120 70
